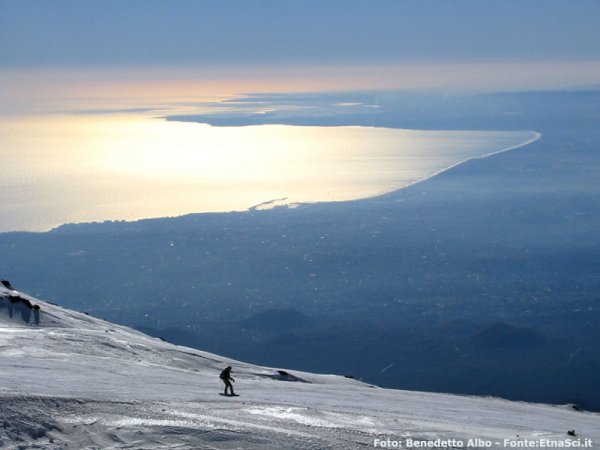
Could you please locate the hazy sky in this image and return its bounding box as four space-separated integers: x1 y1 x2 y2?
2 0 600 67
1 0 600 114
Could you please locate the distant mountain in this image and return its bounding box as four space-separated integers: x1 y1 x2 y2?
468 322 547 349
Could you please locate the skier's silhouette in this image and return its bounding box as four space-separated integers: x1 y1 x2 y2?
219 366 235 395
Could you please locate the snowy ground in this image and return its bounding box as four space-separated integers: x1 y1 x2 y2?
0 285 598 449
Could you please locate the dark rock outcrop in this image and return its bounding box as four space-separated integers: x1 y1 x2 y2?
0 294 41 324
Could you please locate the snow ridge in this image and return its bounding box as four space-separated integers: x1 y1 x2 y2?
0 283 598 449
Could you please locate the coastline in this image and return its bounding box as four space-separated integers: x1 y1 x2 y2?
1 128 541 233
376 130 542 198
267 129 542 210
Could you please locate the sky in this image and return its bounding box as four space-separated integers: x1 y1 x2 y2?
1 0 600 114
2 0 600 67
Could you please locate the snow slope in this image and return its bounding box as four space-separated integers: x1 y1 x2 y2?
0 284 598 449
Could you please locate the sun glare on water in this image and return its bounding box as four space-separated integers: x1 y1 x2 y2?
90 117 330 183
0 114 536 231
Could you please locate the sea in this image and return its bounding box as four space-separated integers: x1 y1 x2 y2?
0 114 537 232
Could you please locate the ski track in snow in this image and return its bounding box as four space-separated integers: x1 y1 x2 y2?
0 285 598 449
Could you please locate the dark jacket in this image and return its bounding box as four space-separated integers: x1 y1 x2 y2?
220 367 233 381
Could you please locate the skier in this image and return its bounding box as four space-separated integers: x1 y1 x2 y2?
219 365 235 396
